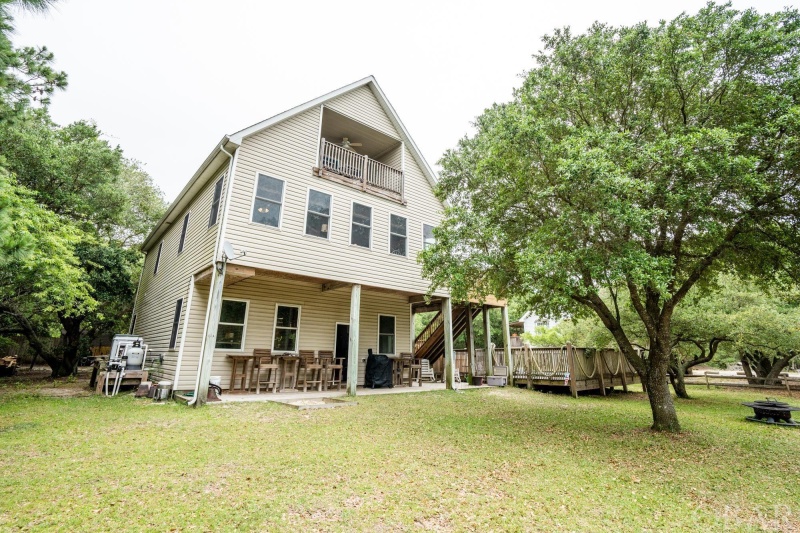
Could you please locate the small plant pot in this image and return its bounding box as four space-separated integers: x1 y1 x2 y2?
471 376 484 386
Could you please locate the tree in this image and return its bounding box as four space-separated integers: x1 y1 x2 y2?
0 0 66 121
422 3 800 431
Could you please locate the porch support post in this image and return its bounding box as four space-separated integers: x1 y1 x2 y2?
347 284 361 396
193 261 226 407
465 303 475 381
502 306 514 387
483 305 493 376
443 297 455 390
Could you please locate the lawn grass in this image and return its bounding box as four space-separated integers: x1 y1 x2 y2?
1 375 798 532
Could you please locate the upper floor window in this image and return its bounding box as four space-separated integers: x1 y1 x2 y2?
215 299 248 350
251 173 284 228
153 241 163 275
177 213 190 254
305 189 332 239
351 203 372 248
389 214 407 256
273 304 300 352
208 176 224 228
423 224 436 250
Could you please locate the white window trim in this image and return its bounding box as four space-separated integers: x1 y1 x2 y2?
422 221 437 252
272 303 302 354
213 298 250 352
208 176 224 229
377 314 397 355
249 171 286 230
350 200 372 249
177 211 191 256
304 187 333 241
388 213 408 257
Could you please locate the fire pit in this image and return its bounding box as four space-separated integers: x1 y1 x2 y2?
742 398 800 427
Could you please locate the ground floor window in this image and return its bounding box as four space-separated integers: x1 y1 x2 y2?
378 315 395 354
215 299 248 349
273 304 300 352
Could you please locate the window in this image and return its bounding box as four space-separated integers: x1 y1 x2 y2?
273 305 300 352
251 173 284 227
169 298 183 349
389 215 407 256
177 213 190 254
378 315 396 354
153 241 163 275
208 176 224 227
129 314 136 335
215 299 248 350
423 224 436 250
305 189 332 238
351 203 372 248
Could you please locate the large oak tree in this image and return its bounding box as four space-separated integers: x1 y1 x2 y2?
422 3 800 431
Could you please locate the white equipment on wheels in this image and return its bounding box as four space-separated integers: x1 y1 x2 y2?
104 335 146 397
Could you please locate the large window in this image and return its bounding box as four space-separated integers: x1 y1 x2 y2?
169 298 183 349
378 315 396 354
177 212 190 254
215 299 248 350
153 241 163 275
251 173 284 227
423 224 436 250
305 189 332 238
389 215 407 256
351 202 372 248
208 177 224 227
273 305 300 352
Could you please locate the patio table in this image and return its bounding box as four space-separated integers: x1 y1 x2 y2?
227 353 254 393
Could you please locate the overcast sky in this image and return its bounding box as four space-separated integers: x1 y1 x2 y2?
12 0 788 202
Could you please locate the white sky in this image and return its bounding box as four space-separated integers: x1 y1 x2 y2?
13 0 788 202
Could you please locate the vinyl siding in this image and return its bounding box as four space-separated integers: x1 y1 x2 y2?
223 90 445 296
131 168 228 383
183 275 410 389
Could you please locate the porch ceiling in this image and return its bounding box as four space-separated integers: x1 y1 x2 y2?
321 107 400 159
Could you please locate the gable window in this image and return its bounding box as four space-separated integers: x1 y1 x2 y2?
273 305 300 352
305 189 332 239
153 241 163 275
378 315 396 354
351 203 372 248
208 176 224 228
177 213 190 254
251 173 284 227
215 299 248 350
423 224 436 250
169 298 183 349
389 215 407 256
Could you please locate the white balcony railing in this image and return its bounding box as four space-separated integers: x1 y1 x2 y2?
319 138 404 200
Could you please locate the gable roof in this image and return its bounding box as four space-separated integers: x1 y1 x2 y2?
142 76 439 252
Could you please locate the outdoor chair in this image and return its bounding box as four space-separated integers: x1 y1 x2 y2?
398 353 414 386
250 349 278 394
420 359 436 382
318 350 343 391
400 352 421 387
297 350 323 392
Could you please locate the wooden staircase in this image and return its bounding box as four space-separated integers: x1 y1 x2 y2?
414 305 482 364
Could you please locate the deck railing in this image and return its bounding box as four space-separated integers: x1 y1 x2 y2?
319 138 404 199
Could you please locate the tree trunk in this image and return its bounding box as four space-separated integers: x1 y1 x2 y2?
645 348 681 432
669 362 690 399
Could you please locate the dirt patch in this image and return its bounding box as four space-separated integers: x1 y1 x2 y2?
0 366 94 397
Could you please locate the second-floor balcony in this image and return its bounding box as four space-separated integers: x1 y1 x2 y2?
318 139 404 202
313 107 405 203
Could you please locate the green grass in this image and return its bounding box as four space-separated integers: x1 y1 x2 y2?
1 381 798 531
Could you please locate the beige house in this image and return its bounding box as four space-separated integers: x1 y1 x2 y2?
131 76 510 401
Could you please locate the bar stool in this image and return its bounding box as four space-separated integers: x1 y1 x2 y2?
279 355 300 392
402 353 422 387
398 353 414 387
251 349 279 394
298 350 323 392
318 350 343 391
